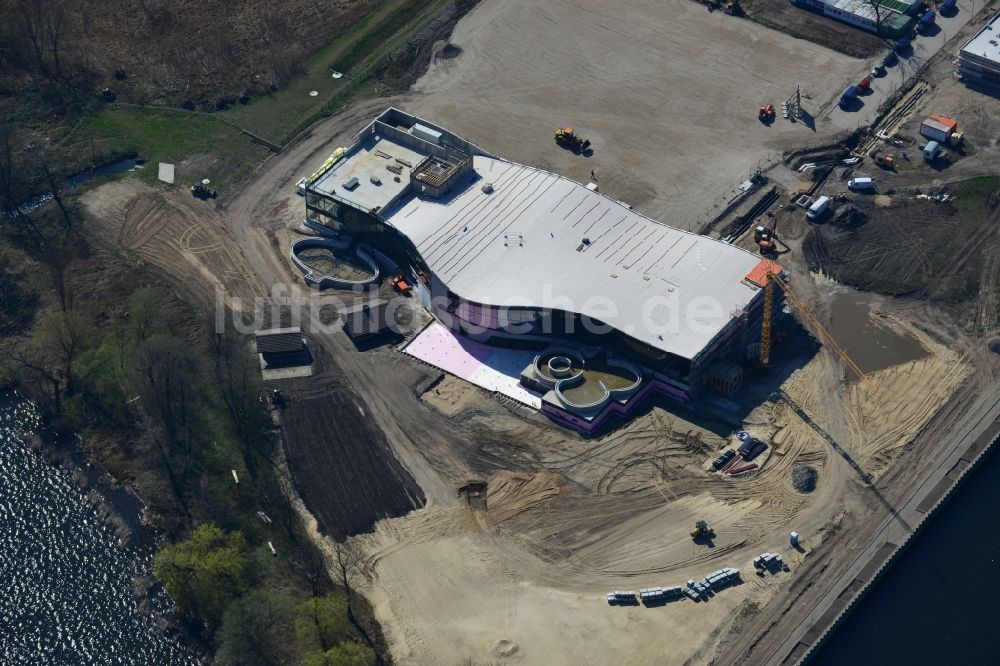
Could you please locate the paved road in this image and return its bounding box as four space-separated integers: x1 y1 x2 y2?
825 0 990 130
762 382 1000 665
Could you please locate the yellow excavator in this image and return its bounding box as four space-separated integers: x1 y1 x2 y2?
554 128 590 153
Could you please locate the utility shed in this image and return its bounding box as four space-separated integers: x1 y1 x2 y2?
255 327 312 375
340 301 392 342
923 140 942 161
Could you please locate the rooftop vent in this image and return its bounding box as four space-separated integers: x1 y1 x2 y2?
370 175 382 186
342 176 359 190
482 182 494 194
582 237 591 245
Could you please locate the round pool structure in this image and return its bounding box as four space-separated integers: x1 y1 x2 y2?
290 238 379 289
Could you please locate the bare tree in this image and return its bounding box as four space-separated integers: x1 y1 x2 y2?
861 0 891 36
131 336 197 455
209 326 268 477
330 539 381 661
4 309 91 413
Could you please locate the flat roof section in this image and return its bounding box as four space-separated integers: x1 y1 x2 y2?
961 11 1000 64
312 136 424 213
403 322 542 408
384 156 763 360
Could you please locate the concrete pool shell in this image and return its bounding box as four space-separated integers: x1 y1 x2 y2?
290 237 380 289
530 349 643 411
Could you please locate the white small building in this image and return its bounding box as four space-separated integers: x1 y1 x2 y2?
923 140 942 161
791 0 918 37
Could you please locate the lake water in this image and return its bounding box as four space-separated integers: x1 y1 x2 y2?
0 394 194 665
811 444 1000 664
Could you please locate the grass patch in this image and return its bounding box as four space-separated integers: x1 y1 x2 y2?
221 0 449 145
951 175 1000 218
65 106 269 191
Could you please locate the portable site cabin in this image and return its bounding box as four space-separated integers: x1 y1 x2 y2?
920 114 957 143
923 140 942 161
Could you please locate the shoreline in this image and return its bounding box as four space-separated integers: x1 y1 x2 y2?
8 392 209 662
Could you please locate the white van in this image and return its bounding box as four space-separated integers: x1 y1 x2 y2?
848 177 875 191
806 196 830 220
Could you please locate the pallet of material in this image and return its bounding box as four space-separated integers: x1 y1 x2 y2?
728 463 758 475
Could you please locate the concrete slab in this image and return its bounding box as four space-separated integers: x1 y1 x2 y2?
158 162 175 184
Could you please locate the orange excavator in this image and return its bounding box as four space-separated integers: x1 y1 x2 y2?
753 214 778 255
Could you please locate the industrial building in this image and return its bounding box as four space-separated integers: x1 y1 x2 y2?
958 11 1000 91
301 108 782 432
791 0 918 37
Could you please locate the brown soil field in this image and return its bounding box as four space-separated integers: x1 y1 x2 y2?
742 0 888 58
803 194 1000 313
0 0 378 105
281 377 426 539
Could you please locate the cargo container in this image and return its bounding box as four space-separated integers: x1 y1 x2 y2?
920 114 957 143
712 449 736 470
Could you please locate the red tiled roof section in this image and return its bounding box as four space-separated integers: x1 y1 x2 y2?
745 259 783 288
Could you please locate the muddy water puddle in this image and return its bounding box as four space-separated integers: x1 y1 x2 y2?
827 292 928 376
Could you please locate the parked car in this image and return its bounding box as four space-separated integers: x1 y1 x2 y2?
856 77 872 94
871 64 886 77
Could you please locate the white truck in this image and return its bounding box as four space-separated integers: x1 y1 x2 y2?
848 177 876 192
806 196 830 220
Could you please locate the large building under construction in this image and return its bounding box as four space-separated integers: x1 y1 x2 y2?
301 108 781 432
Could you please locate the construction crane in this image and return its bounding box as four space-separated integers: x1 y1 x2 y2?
758 269 876 393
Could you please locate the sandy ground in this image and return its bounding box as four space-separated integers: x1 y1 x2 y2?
403 0 861 232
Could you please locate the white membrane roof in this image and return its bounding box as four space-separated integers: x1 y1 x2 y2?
383 156 764 360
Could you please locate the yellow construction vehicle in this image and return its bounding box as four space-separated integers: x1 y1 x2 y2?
554 128 590 153
691 520 714 540
758 268 875 393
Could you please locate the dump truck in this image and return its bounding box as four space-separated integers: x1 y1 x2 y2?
391 275 412 296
